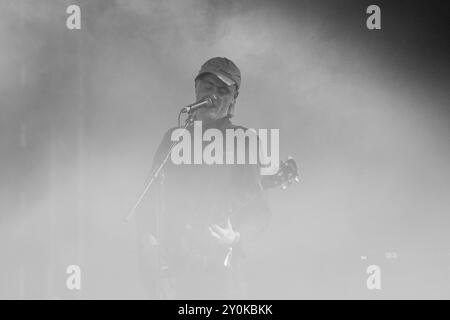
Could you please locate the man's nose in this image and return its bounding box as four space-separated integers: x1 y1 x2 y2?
206 86 218 95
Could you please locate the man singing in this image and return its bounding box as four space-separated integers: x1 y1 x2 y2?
137 57 271 299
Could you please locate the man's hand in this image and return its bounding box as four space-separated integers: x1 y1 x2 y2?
208 218 240 246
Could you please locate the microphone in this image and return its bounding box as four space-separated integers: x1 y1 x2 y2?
181 95 218 113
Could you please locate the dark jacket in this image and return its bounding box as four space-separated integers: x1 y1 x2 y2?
141 117 271 273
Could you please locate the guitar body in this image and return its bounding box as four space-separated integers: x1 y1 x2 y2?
146 157 299 298
163 157 299 271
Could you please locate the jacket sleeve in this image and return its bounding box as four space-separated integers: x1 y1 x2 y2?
229 129 272 243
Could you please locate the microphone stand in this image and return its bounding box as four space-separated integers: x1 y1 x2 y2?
124 112 194 223
124 110 195 299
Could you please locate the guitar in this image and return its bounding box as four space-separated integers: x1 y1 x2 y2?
261 157 299 190
152 157 300 275
181 157 300 269
220 157 299 267
148 157 299 300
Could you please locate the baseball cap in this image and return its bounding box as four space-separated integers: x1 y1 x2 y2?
195 57 241 90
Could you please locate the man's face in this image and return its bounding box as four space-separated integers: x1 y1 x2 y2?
194 73 237 122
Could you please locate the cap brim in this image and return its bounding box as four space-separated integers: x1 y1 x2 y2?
196 71 235 87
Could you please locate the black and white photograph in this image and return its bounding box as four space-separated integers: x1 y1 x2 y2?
0 0 449 302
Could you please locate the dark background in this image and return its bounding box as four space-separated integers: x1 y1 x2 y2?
0 0 449 299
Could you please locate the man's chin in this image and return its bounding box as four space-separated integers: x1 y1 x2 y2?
196 110 218 122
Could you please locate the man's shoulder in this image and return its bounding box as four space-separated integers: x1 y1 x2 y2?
228 123 248 131
160 119 256 139
226 121 260 140
226 120 252 132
